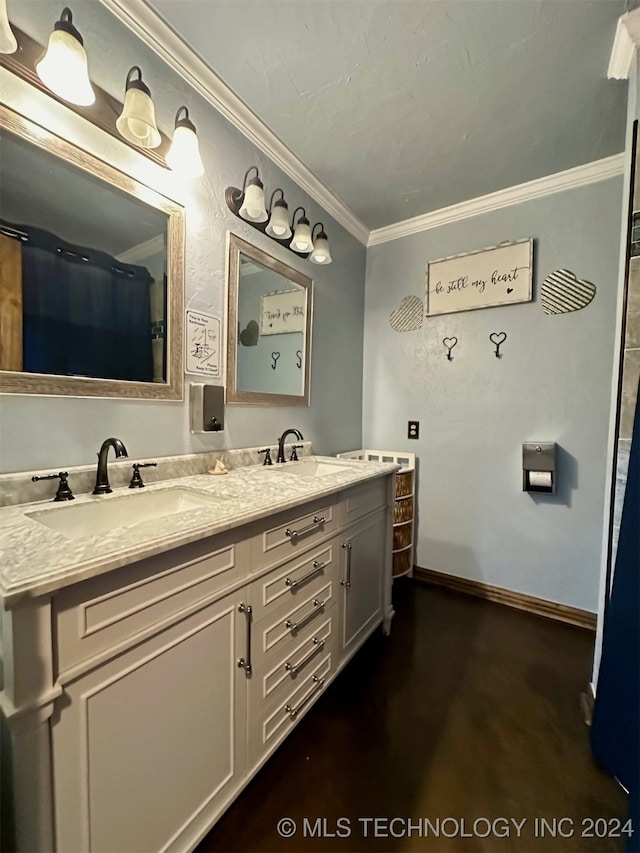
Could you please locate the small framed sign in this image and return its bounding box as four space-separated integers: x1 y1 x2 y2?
426 238 533 316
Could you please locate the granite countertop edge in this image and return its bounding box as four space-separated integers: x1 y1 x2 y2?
0 458 400 607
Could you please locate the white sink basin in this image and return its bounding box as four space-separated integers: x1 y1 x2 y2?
26 488 226 540
272 459 357 477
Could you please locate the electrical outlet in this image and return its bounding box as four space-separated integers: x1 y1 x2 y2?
408 420 419 439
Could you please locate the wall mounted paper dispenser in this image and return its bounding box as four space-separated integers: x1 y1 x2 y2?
190 384 224 433
522 442 556 494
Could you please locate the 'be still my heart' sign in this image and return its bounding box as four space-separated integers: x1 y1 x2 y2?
426 239 533 316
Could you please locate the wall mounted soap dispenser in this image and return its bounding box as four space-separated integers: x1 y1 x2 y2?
190 384 224 433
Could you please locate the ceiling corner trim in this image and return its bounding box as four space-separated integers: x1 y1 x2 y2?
608 9 640 80
98 0 369 246
367 154 625 247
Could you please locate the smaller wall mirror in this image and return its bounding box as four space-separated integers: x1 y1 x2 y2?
226 233 312 406
0 104 184 400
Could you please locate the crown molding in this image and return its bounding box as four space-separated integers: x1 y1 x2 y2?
98 0 369 246
608 9 640 80
368 154 625 247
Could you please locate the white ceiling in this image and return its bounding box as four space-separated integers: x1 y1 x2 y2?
147 0 629 231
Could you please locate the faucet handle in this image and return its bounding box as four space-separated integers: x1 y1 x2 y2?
290 445 303 462
32 471 75 502
129 462 157 489
258 448 273 466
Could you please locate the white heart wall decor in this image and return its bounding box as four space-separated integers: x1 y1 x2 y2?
389 296 424 332
541 270 596 315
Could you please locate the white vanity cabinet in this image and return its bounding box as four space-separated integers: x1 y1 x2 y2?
1 470 396 853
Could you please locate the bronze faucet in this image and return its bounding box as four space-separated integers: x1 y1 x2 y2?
276 429 303 463
93 437 128 494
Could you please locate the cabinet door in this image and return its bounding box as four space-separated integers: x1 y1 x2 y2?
52 594 248 853
340 510 386 659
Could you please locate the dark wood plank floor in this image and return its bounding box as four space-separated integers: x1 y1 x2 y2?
197 580 628 852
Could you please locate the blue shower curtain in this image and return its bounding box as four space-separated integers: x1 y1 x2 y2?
15 223 154 382
591 378 640 852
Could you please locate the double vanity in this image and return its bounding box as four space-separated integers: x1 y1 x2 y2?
0 450 398 852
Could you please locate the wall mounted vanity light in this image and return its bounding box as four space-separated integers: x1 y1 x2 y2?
265 189 291 239
35 7 95 106
116 66 161 149
0 0 17 54
166 106 204 177
1 13 204 179
290 207 313 253
309 223 332 265
225 167 332 263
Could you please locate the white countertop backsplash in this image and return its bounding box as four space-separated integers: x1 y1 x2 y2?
0 446 398 606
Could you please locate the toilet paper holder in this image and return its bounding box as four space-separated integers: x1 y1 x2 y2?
522 443 556 494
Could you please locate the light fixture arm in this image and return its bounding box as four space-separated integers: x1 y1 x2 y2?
241 165 260 194
312 222 325 240
291 206 307 228
268 188 286 213
174 105 196 132
55 7 83 44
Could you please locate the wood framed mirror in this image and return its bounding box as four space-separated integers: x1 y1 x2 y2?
0 104 185 400
226 233 312 406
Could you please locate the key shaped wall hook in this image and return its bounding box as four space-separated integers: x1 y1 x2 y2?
442 336 458 361
490 332 507 358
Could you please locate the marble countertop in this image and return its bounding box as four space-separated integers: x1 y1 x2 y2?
0 457 399 607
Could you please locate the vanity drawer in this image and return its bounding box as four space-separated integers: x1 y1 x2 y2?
255 578 335 660
55 531 249 675
250 540 338 621
249 610 337 710
248 652 332 768
339 477 389 526
251 497 338 571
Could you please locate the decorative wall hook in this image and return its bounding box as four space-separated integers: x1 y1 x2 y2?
296 350 302 368
271 351 280 370
442 336 458 361
490 331 507 358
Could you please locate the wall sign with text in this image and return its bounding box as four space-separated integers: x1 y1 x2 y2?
426 239 533 316
260 288 306 335
185 310 221 377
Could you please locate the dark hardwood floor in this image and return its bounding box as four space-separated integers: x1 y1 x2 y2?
197 580 628 852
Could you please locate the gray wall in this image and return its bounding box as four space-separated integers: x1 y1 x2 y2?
0 0 365 473
363 178 623 613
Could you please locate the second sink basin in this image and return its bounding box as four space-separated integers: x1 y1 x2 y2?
26 488 227 540
272 459 358 477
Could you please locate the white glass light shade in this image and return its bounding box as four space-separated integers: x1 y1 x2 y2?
166 123 204 177
0 0 17 54
116 68 161 149
310 233 332 264
291 218 312 252
266 201 291 239
36 25 95 105
239 179 267 222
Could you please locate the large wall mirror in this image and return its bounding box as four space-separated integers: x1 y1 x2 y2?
0 104 184 400
226 233 312 406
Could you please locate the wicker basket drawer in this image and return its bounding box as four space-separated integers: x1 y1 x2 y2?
394 496 413 523
392 548 413 577
393 522 413 551
395 471 413 498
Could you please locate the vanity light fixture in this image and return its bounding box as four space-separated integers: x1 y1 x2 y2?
231 166 267 222
116 66 161 150
265 189 292 239
290 207 313 253
166 106 204 177
309 222 332 265
0 0 17 54
35 7 95 106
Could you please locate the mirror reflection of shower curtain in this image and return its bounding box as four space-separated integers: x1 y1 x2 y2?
19 228 153 382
